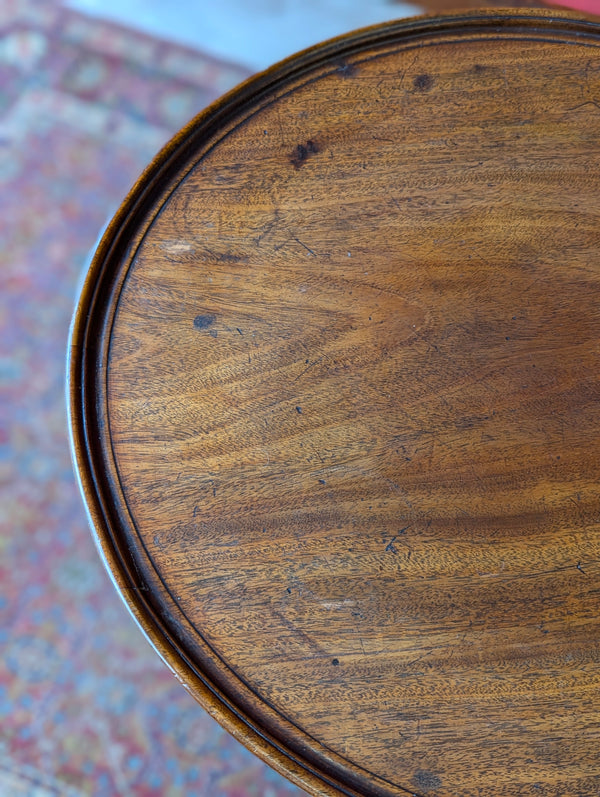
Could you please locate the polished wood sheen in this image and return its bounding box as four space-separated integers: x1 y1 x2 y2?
69 11 600 797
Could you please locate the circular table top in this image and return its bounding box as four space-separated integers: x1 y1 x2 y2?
69 10 600 797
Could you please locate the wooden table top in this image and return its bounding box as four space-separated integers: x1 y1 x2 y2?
69 10 600 796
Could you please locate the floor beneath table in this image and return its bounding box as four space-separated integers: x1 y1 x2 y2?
65 0 421 71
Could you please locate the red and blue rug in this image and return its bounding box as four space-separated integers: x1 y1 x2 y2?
0 1 304 794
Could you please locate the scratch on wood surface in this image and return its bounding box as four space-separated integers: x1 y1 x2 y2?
293 236 316 257
321 599 356 610
564 99 600 115
293 356 324 382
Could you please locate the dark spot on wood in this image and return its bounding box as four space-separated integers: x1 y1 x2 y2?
332 658 340 666
209 329 218 338
296 406 302 414
336 60 357 77
216 252 243 263
413 73 434 92
319 479 326 485
290 139 320 168
474 63 487 73
287 587 292 594
413 770 442 793
193 314 216 330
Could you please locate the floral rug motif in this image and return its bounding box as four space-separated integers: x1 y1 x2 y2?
0 1 304 795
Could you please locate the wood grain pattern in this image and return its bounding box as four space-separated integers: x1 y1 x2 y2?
69 11 600 797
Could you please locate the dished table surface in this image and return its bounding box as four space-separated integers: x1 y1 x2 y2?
69 11 600 796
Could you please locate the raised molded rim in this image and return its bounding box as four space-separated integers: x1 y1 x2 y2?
67 9 600 796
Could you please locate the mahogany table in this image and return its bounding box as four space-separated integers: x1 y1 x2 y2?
69 10 600 796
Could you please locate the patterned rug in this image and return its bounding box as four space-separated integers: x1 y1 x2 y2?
0 1 304 795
